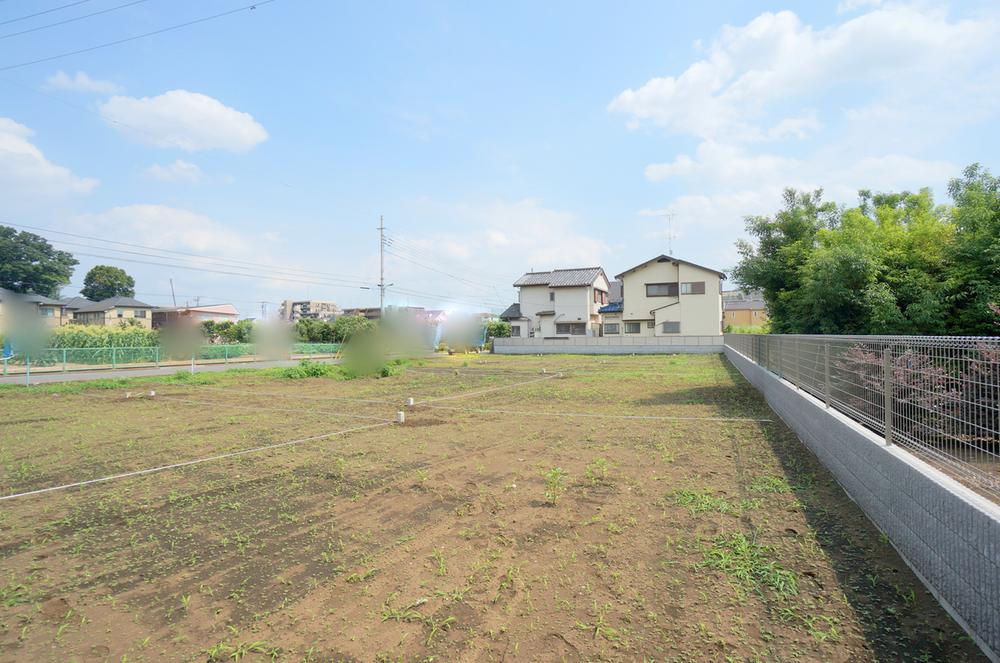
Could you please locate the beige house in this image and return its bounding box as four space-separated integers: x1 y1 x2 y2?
0 288 66 329
602 255 724 337
501 267 610 338
73 297 154 328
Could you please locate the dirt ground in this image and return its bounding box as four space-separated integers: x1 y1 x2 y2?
0 354 988 662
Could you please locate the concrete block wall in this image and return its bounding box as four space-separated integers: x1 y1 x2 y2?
725 346 1000 661
493 336 724 355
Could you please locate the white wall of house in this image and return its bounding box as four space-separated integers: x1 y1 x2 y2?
620 260 722 336
516 273 610 337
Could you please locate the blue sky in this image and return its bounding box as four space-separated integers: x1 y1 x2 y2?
2 0 998 315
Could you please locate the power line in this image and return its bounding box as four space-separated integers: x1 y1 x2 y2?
385 234 512 283
0 0 153 40
0 0 93 27
0 0 277 72
384 248 503 293
3 222 378 284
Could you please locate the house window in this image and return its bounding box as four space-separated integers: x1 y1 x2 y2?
39 307 54 317
625 322 641 334
681 281 706 295
511 325 521 337
117 310 124 318
549 291 555 302
662 321 681 334
646 282 678 297
556 322 586 335
647 321 655 328
603 323 620 335
135 309 147 318
594 289 607 305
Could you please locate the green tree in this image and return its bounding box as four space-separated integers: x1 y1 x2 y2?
945 164 1000 334
80 265 135 301
486 319 511 338
0 226 77 298
332 315 375 342
732 189 838 333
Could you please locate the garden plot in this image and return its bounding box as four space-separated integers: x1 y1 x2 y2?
0 355 987 662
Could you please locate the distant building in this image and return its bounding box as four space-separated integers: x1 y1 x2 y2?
722 290 768 328
0 288 66 328
73 297 154 328
605 255 725 337
341 307 381 321
501 267 610 338
59 296 94 325
152 304 239 329
280 299 342 322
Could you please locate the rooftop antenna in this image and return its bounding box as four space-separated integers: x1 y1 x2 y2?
663 211 676 255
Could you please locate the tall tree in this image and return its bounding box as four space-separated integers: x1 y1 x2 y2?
0 226 77 298
945 163 1000 334
732 189 838 333
80 265 136 301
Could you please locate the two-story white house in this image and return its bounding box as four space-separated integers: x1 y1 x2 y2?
500 267 610 338
600 255 724 336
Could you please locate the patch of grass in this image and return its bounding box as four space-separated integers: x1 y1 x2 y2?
670 489 759 516
700 532 798 599
749 475 792 494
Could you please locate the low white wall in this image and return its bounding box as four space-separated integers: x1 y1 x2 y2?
725 345 1000 662
493 336 723 354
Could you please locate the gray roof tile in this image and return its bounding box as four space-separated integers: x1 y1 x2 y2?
513 267 605 288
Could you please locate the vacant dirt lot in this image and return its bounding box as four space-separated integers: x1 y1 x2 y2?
0 354 987 662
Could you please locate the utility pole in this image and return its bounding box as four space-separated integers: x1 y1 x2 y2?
378 215 386 316
260 302 267 320
169 278 177 306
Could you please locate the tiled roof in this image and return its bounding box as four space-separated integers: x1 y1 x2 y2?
608 279 622 303
499 303 522 319
74 296 153 313
0 287 64 306
60 296 94 310
598 302 623 313
513 267 606 288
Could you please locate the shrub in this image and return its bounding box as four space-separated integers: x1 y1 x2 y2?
272 360 343 380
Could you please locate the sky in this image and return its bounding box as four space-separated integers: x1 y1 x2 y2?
2 0 999 316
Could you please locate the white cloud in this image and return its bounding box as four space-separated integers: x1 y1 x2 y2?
75 205 251 254
46 70 121 94
609 6 996 142
609 4 999 273
99 90 268 152
145 159 203 183
0 117 98 197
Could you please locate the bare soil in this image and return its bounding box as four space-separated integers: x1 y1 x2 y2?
0 354 987 662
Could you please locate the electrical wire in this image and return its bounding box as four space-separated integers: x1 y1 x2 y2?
0 0 153 40
0 0 93 27
0 0 277 72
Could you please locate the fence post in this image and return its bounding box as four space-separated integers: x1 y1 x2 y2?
823 341 831 408
24 351 30 385
112 347 117 369
777 336 783 379
155 346 160 368
224 345 229 364
63 348 67 372
883 347 893 445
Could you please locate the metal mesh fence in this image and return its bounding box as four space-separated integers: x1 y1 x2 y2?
724 334 1000 501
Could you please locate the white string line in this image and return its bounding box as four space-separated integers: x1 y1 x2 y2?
0 421 393 502
414 372 562 405
169 384 397 405
153 394 394 422
419 403 773 423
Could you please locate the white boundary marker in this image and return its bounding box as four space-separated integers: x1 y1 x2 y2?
419 403 772 423
0 421 392 502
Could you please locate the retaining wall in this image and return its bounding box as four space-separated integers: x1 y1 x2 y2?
494 335 723 354
724 345 1000 661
